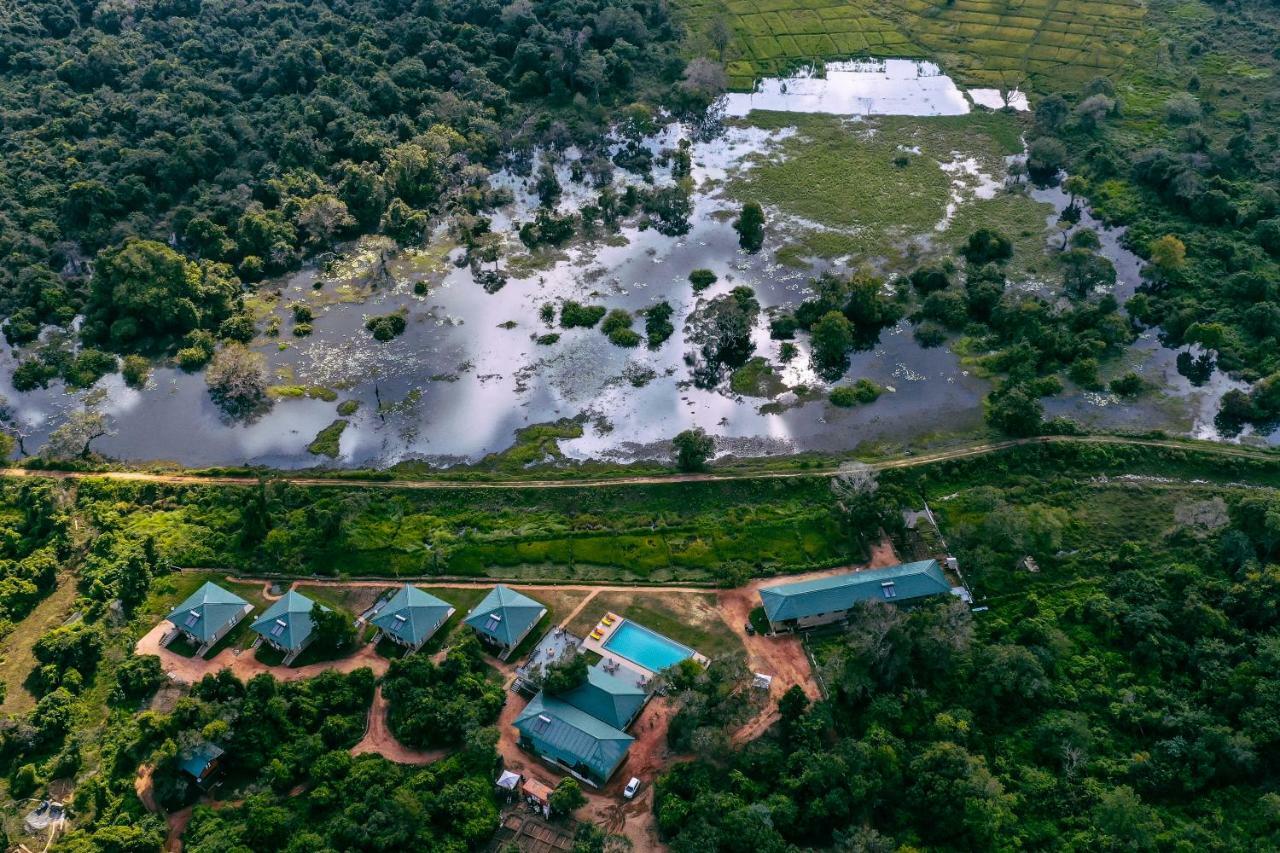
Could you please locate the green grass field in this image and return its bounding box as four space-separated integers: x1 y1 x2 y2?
730 111 1052 271
680 0 1147 90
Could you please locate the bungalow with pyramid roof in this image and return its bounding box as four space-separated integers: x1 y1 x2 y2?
464 585 547 660
165 582 253 655
251 590 325 664
370 584 455 653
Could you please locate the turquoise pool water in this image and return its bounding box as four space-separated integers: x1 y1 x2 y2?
602 620 694 672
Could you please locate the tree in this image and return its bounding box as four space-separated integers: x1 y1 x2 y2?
985 383 1043 436
734 202 765 252
310 607 356 656
550 778 587 818
1061 249 1116 299
1027 137 1068 182
1147 235 1186 284
810 311 854 376
543 650 588 695
42 410 114 460
962 229 1013 265
680 59 728 106
672 428 714 471
708 19 733 60
84 239 238 350
205 345 269 418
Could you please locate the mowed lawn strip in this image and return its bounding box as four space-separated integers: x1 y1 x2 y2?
566 590 744 661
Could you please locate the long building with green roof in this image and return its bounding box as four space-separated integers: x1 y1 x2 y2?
251 590 325 658
759 560 954 632
165 581 253 653
464 584 546 660
514 692 635 786
370 584 455 652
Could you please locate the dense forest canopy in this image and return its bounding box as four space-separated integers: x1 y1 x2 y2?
0 0 690 353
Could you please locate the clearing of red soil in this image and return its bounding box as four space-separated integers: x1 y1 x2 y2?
135 622 391 685
496 689 677 851
349 686 447 765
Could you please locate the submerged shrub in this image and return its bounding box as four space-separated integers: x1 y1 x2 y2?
559 301 607 328
365 313 407 342
689 269 718 291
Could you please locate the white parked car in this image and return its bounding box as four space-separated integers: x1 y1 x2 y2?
623 777 641 799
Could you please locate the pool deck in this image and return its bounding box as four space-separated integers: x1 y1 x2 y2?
581 613 708 679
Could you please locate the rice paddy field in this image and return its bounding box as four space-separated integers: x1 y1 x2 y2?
681 0 1148 89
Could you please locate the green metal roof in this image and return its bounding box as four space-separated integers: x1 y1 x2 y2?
515 692 633 780
559 662 649 730
250 590 323 651
370 584 454 647
166 582 251 644
760 560 951 623
179 742 224 779
464 585 546 647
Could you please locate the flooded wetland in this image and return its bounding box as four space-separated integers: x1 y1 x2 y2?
0 62 1250 468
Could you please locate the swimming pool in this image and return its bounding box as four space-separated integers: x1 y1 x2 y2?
602 620 694 673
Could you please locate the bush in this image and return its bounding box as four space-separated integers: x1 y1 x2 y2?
608 328 642 347
176 346 211 371
112 655 166 704
914 322 948 348
734 202 765 252
292 323 313 337
1110 373 1146 398
769 313 798 340
829 386 858 407
550 778 586 817
910 265 951 294
644 301 675 348
10 764 40 799
830 379 883 407
961 229 1014 265
559 302 607 328
292 304 314 323
121 355 151 389
1068 357 1101 389
365 313 407 342
218 313 256 343
600 309 633 336
689 269 718 291
672 427 714 471
535 333 561 345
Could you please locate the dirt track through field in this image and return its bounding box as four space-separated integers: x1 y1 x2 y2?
4 435 1273 493
349 686 447 765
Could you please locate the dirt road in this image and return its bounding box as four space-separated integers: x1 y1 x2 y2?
349 686 447 765
4 435 1269 493
134 622 390 684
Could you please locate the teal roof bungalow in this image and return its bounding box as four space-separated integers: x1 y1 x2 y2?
514 692 634 787
759 560 954 633
179 742 225 788
251 590 325 661
165 582 253 653
558 661 650 731
371 584 455 652
464 585 547 660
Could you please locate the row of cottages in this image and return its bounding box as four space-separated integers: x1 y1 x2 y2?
513 657 650 787
758 559 955 633
165 584 329 664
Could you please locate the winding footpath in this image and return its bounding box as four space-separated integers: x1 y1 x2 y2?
3 435 1276 492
